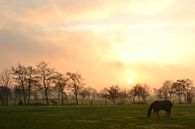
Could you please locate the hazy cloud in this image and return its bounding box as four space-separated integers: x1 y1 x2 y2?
1 0 195 89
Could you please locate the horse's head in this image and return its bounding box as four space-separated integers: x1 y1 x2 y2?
147 101 156 117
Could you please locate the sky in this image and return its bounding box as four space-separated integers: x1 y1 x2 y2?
1 0 195 90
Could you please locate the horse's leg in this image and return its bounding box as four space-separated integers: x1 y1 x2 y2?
167 111 170 117
169 109 172 117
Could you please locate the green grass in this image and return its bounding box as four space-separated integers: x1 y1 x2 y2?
0 104 195 129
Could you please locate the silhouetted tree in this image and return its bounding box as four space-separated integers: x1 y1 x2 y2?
118 89 128 104
13 87 23 105
86 86 97 105
171 79 193 103
66 72 84 105
153 88 158 100
55 72 69 105
100 87 108 105
107 85 120 104
30 81 42 102
36 61 55 105
25 66 37 105
187 91 193 104
79 87 90 104
12 64 28 105
130 83 149 103
157 80 173 99
0 69 12 105
140 84 149 102
12 64 38 105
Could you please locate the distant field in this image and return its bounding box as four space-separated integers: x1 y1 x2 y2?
0 104 195 129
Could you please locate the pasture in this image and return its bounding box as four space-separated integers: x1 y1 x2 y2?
0 104 195 129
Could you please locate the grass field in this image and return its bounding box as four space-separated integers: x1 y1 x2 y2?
0 104 195 129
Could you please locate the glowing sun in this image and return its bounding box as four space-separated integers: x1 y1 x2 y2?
127 77 134 84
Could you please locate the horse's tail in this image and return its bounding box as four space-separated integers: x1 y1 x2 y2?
147 101 155 117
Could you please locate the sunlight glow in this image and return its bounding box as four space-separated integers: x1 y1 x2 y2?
1 0 195 90
127 77 133 85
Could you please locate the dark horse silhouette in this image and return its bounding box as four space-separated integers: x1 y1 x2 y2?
147 100 172 118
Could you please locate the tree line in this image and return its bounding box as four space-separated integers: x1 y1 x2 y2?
0 61 194 106
0 61 84 106
154 79 194 104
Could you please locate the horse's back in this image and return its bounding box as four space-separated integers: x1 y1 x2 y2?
154 100 172 111
161 100 172 106
155 100 172 105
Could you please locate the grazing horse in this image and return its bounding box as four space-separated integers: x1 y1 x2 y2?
147 100 172 118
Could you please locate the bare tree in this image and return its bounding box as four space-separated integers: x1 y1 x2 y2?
140 84 149 102
0 69 12 105
157 80 173 100
86 86 97 105
36 61 55 105
12 64 38 105
118 89 128 104
107 85 120 104
79 87 90 105
12 64 28 105
99 87 108 105
187 91 193 104
171 79 193 103
55 72 69 105
66 72 84 105
129 83 149 103
25 66 37 105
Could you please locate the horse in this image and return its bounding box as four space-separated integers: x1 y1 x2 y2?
147 100 172 118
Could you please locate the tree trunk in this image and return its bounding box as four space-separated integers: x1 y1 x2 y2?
132 96 136 103
75 92 78 105
113 98 115 104
104 98 107 105
58 89 60 100
27 89 31 105
74 85 79 105
45 87 49 105
184 94 187 103
178 95 182 103
124 96 126 104
5 86 8 106
34 88 37 101
27 81 31 105
22 84 26 105
61 92 64 105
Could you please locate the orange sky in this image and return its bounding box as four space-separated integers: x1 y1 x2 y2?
1 0 195 90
